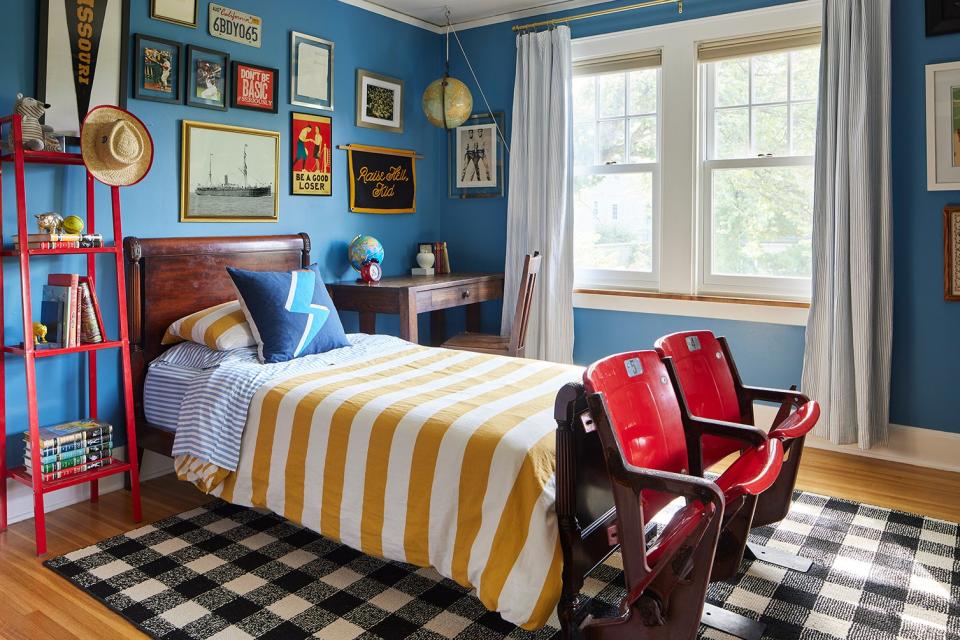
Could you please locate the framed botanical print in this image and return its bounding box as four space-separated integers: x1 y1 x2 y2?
946 206 960 301
150 0 197 28
356 69 403 133
449 112 505 199
291 31 334 111
186 45 229 111
290 112 332 196
133 34 182 104
926 0 960 37
925 61 960 190
180 120 279 222
37 0 130 138
231 62 278 113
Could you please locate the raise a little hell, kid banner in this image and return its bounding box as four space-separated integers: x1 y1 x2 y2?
345 145 417 214
209 3 262 48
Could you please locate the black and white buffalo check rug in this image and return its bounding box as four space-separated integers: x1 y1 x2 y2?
45 492 960 640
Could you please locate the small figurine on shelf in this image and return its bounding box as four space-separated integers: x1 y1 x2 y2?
34 212 63 234
0 94 60 152
33 322 47 344
61 215 84 234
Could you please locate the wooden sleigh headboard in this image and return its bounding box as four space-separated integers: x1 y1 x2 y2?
123 234 311 451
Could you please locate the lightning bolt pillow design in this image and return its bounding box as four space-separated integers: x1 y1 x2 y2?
228 264 349 363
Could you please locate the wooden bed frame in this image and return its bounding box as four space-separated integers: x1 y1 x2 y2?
123 234 616 638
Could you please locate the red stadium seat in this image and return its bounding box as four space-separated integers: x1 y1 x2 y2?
580 350 783 640
655 330 820 572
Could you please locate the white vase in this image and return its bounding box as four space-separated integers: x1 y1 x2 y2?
416 251 435 269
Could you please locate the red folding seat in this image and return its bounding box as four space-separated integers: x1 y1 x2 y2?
655 330 820 571
580 350 783 640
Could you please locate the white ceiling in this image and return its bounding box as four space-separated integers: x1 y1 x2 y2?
343 0 612 30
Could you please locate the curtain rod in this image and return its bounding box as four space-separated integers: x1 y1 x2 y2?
511 0 681 32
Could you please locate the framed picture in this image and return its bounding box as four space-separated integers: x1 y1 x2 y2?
291 31 334 111
133 34 182 104
150 0 197 28
231 62 278 113
449 112 505 199
180 120 279 222
925 61 960 190
946 206 960 301
291 112 332 196
356 69 403 133
926 0 960 37
186 45 229 111
37 0 130 139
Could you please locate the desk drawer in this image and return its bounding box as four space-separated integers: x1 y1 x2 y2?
417 280 502 311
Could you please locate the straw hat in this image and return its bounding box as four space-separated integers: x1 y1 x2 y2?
80 106 153 186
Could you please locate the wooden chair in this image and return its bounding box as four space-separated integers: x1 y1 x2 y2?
441 251 541 358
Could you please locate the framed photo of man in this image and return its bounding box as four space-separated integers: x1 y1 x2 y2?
133 34 182 104
37 0 130 138
186 45 229 111
449 112 504 199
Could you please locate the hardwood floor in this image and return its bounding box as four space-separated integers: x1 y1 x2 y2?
0 451 958 640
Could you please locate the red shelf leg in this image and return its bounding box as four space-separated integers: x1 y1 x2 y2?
112 186 141 523
0 154 5 533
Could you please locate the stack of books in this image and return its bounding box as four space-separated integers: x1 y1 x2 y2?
39 273 106 348
12 233 104 250
432 241 452 275
24 420 114 482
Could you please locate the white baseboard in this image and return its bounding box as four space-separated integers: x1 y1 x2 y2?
753 405 960 474
4 448 174 526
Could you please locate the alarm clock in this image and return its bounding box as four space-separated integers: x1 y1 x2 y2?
360 259 382 284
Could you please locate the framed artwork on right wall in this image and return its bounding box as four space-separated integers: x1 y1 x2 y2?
946 205 960 301
925 61 960 190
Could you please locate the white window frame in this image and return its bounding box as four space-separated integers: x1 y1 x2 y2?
699 51 817 300
573 67 662 290
570 0 821 314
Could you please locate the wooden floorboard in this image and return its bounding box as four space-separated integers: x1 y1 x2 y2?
0 451 957 640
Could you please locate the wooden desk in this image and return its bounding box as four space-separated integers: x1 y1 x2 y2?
328 273 504 345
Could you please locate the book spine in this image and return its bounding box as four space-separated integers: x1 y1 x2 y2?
39 458 112 482
84 278 107 342
79 280 104 344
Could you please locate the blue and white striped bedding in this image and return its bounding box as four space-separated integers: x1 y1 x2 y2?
159 334 413 471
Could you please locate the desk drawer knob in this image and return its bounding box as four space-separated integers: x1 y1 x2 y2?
462 290 470 298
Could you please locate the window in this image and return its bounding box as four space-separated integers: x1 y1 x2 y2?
572 54 660 288
700 40 820 299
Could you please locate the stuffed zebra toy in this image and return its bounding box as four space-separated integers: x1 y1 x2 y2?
1 93 60 152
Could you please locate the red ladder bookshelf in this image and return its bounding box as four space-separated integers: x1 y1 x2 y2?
0 113 142 555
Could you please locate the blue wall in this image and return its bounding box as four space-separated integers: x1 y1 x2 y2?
437 0 960 435
2 0 444 463
4 0 958 469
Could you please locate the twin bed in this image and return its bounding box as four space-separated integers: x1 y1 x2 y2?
124 234 616 636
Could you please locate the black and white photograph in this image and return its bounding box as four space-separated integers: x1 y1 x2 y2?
356 69 403 133
37 0 130 137
180 120 279 222
448 113 504 199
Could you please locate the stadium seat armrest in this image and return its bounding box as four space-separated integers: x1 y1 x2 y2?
686 415 768 448
741 385 809 408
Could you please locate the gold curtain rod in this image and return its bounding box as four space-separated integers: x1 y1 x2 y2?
512 0 682 32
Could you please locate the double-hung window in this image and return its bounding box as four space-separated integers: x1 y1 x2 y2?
699 30 820 299
572 52 661 289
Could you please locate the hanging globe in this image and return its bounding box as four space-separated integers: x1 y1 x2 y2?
421 75 473 129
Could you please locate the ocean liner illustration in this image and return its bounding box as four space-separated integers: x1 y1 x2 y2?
196 146 271 197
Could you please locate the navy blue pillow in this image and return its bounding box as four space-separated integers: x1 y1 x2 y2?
228 264 349 363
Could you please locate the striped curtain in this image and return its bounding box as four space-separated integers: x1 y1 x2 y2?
501 26 575 363
802 0 892 448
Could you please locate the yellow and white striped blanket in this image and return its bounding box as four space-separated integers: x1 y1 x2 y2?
175 344 580 629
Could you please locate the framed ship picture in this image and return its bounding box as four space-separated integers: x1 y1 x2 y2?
291 31 334 111
133 34 182 104
231 61 278 112
37 0 130 138
291 112 332 196
180 120 279 222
